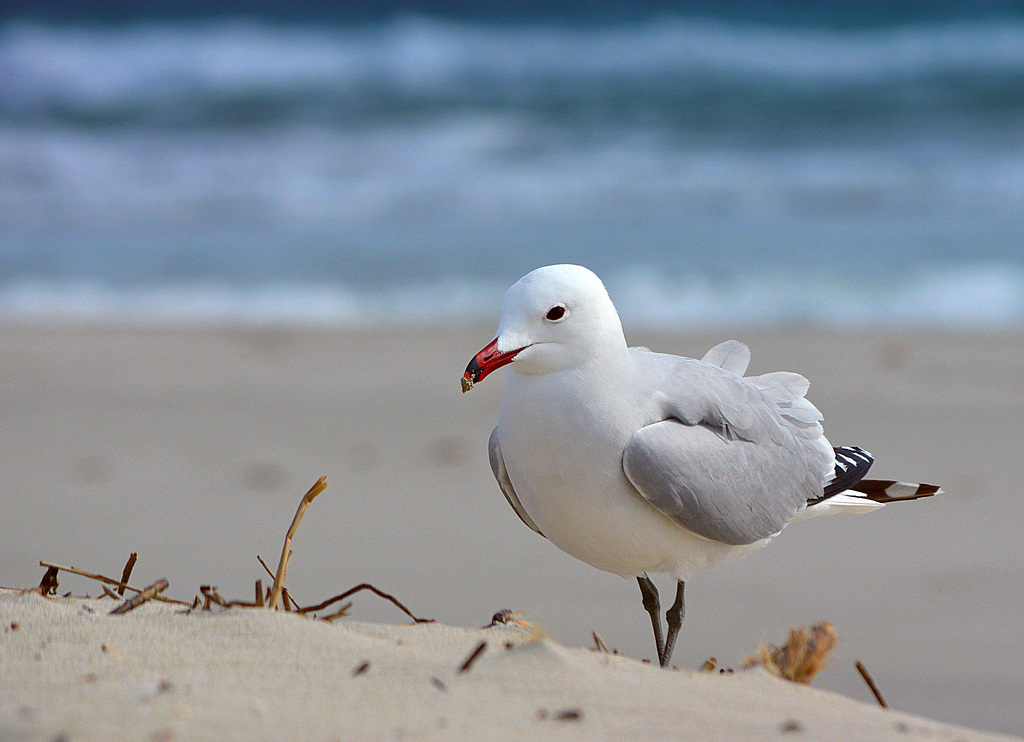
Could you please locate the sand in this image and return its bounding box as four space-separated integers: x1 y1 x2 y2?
0 590 1016 742
1 320 1022 739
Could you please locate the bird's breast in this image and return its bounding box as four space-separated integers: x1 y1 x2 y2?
498 368 636 493
496 369 670 571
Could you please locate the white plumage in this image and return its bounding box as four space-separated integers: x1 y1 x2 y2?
463 264 939 667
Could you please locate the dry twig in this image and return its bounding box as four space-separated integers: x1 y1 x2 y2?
118 553 138 596
193 585 270 611
296 583 431 623
29 476 431 629
38 561 189 606
458 641 487 673
856 660 889 708
110 579 169 615
319 602 353 622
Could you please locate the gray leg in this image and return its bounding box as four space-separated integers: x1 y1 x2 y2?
661 580 686 668
636 574 664 666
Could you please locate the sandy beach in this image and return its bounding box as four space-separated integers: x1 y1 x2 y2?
2 320 1022 738
0 589 1016 742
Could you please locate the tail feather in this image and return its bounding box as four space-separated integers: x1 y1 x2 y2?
809 445 943 507
851 479 943 503
796 448 942 523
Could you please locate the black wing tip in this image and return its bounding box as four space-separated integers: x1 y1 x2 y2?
819 445 875 500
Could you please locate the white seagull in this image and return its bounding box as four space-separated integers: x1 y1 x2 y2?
462 264 941 668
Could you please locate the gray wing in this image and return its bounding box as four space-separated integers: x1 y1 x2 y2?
488 426 544 537
623 420 822 545
632 349 824 451
623 344 832 546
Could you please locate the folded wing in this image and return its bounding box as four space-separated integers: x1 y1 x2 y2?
489 427 545 537
624 341 833 545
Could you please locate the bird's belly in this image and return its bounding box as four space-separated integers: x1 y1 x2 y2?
499 406 763 580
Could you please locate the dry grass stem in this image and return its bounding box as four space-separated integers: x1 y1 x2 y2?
297 582 432 623
40 561 121 590
28 477 431 628
268 476 329 611
118 553 138 596
319 602 352 622
856 660 889 708
256 555 300 610
194 586 269 610
109 579 169 615
745 622 838 685
256 555 275 579
38 561 189 606
458 641 488 673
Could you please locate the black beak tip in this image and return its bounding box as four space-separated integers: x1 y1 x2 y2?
462 357 482 392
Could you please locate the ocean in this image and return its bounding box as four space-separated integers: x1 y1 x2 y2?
2 2 1023 327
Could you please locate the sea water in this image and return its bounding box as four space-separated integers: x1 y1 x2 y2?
1 3 1022 327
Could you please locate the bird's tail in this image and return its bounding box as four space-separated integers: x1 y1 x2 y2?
849 479 943 503
796 446 942 522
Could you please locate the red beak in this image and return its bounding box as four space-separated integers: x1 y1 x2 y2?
462 337 523 392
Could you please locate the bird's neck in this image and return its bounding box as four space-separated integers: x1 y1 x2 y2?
507 341 633 412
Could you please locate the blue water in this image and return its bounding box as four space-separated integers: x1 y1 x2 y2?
2 3 1023 327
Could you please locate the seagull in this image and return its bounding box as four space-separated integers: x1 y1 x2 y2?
462 264 941 668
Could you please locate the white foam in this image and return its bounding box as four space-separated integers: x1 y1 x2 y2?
2 264 1021 329
0 278 502 327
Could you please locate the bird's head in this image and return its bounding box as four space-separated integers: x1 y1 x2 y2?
462 264 625 391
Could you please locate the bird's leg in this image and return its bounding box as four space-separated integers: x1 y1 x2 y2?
636 574 665 666
661 580 686 668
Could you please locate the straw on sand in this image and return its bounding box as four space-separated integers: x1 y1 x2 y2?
745 622 838 685
30 475 432 625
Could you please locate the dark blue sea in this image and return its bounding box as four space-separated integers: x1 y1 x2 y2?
2 1 1023 327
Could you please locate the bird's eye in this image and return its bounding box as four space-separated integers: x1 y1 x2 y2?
545 304 567 322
